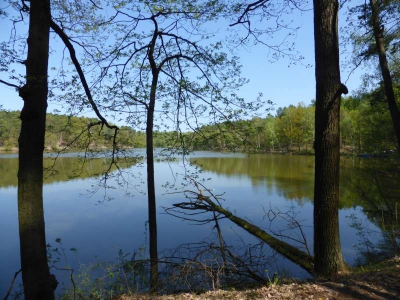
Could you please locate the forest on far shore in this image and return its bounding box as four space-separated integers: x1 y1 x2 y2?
0 85 398 154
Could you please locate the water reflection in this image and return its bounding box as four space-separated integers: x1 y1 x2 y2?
190 154 315 204
0 152 396 296
0 155 137 188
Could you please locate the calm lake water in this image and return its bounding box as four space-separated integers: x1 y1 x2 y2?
0 150 390 296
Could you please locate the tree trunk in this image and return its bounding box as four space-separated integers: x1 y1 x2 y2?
146 79 158 292
313 0 348 277
370 0 400 152
147 26 159 291
17 0 56 298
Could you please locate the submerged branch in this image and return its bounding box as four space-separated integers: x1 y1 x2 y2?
170 185 314 275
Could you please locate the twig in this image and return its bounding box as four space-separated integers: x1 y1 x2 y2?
51 266 76 300
4 269 22 300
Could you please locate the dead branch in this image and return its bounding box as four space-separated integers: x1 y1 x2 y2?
167 179 314 275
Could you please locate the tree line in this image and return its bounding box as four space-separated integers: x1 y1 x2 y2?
2 84 397 155
0 110 145 151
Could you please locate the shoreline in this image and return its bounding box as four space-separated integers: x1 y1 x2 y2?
116 258 400 300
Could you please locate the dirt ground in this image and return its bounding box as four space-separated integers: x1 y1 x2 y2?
118 258 400 300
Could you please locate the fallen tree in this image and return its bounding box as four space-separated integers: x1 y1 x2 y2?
165 181 314 275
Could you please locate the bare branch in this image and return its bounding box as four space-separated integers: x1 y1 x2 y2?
230 0 270 27
0 79 20 90
4 269 22 300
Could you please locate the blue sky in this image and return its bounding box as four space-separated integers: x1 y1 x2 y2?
0 2 366 124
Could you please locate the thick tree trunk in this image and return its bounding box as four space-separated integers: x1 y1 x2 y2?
370 0 400 152
17 0 56 298
313 0 348 277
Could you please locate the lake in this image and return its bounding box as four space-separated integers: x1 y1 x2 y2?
0 150 394 296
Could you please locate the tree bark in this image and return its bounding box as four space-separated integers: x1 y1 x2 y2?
17 0 56 298
369 0 400 152
313 0 348 277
